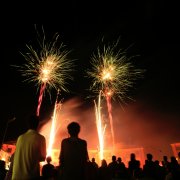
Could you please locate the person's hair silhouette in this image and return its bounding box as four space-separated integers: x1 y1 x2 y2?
67 122 80 136
28 114 40 130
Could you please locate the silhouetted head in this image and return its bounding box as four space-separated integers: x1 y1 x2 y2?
92 157 95 162
147 153 153 161
0 160 5 169
163 155 168 161
130 153 136 160
170 156 178 164
112 155 116 162
101 159 107 167
27 115 40 130
117 157 122 163
46 156 52 164
67 122 80 137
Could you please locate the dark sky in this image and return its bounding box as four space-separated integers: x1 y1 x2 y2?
0 1 180 158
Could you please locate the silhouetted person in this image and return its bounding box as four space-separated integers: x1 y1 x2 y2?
154 160 166 180
5 153 14 180
12 115 46 180
98 159 110 180
162 155 170 174
128 153 140 178
143 153 156 179
42 156 55 180
59 121 89 180
133 160 143 179
116 157 128 179
86 158 98 180
108 155 119 179
166 156 180 180
0 160 7 180
91 157 98 169
117 157 125 168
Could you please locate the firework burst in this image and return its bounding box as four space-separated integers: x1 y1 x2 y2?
19 33 74 93
14 29 74 115
87 41 143 102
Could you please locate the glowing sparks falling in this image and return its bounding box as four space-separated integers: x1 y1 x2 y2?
94 91 106 160
88 42 143 153
47 92 62 157
15 32 74 116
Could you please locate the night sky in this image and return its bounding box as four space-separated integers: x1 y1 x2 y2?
0 1 180 160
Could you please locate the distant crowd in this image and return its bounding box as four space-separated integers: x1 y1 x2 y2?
0 115 180 180
1 151 180 180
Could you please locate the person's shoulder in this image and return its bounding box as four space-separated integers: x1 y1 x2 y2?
38 133 46 140
17 134 24 139
17 131 27 140
108 162 113 166
50 163 55 168
42 163 48 168
34 131 46 140
79 138 87 144
62 137 69 141
61 138 69 143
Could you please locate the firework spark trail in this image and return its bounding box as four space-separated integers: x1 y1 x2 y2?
47 94 59 157
47 101 58 157
94 91 106 160
36 83 46 116
47 91 62 157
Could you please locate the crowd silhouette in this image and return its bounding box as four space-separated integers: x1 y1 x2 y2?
1 120 180 180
